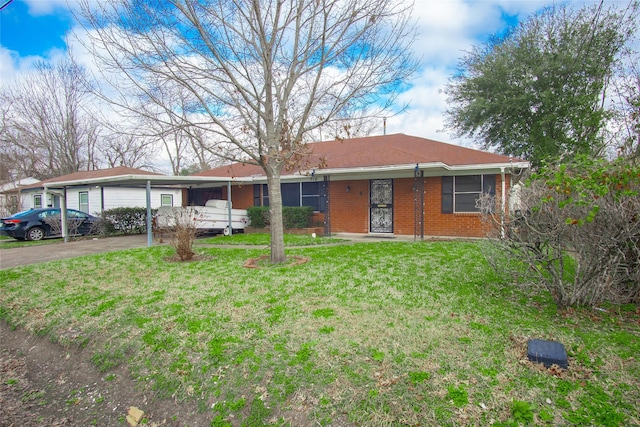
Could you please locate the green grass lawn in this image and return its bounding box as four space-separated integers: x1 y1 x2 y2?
0 236 63 249
0 238 638 426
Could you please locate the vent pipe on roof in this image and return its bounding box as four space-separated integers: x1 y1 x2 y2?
383 117 387 135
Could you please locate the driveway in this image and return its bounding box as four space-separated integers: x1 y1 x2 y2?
0 235 152 269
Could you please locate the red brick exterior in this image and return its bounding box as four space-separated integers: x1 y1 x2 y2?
222 184 254 209
228 173 510 238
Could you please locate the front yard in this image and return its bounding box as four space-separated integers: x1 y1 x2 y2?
0 238 638 426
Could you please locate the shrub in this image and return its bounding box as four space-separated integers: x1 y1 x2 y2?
167 209 200 261
247 206 270 229
247 206 313 229
100 207 154 235
283 206 313 229
480 156 640 307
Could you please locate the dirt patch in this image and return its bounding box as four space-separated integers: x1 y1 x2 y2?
0 322 211 427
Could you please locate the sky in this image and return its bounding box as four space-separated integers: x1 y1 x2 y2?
0 0 608 155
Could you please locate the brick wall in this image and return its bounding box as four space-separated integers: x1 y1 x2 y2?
325 174 509 237
224 184 254 209
329 180 371 233
229 174 510 238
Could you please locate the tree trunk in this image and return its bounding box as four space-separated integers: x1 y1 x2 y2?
266 173 286 264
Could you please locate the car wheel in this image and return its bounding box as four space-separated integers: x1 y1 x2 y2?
27 227 45 241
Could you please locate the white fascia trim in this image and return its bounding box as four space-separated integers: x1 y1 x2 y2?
271 161 530 181
34 175 253 189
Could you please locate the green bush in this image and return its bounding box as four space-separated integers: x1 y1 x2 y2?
100 207 154 235
247 206 313 229
247 206 270 229
283 206 313 228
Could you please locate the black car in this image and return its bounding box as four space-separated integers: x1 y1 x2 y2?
0 208 98 241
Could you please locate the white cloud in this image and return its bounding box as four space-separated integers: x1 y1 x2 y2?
22 0 67 16
388 0 557 142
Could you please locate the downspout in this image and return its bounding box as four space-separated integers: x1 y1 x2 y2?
501 167 506 238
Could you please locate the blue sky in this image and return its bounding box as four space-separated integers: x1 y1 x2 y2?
0 0 602 146
1 0 72 56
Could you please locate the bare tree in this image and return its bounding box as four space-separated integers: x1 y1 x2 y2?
479 162 640 308
77 0 417 263
0 58 100 180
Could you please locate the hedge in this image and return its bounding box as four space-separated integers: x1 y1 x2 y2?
99 207 155 235
247 206 313 229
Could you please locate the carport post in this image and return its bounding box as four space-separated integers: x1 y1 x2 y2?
146 180 152 247
227 180 233 235
61 187 68 243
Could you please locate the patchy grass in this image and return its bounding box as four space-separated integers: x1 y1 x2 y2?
0 241 638 426
0 237 63 249
197 232 345 246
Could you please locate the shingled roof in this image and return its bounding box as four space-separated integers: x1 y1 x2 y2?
196 134 521 178
22 166 161 189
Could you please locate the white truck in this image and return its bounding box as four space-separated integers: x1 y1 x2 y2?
155 199 250 235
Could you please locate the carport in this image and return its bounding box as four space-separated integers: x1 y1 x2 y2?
39 173 251 246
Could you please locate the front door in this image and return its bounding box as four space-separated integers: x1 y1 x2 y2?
370 179 393 233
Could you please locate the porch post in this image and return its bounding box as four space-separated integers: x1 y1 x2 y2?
323 175 331 237
501 168 506 238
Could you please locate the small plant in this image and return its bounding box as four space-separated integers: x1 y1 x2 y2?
162 208 202 261
370 348 385 362
511 400 534 424
447 384 469 407
408 371 430 385
312 308 336 318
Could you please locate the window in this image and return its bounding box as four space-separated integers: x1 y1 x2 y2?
79 191 89 213
442 175 496 213
161 194 173 207
254 182 325 212
302 182 320 211
34 194 42 209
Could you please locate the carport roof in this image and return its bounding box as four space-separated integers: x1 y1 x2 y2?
20 166 249 190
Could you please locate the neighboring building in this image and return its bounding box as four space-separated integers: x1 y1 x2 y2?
0 177 39 217
19 167 183 215
195 134 529 238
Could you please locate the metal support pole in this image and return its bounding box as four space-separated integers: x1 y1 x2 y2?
501 168 506 239
323 175 331 237
227 180 233 235
414 167 424 241
61 187 68 242
146 180 152 247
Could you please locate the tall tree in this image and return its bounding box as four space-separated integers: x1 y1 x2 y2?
77 0 417 263
0 59 101 180
444 1 638 167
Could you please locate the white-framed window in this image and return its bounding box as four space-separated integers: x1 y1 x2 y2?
256 182 325 212
161 194 173 207
34 194 42 209
442 175 496 213
79 191 89 213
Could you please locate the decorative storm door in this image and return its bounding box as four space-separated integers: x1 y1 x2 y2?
370 179 393 233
